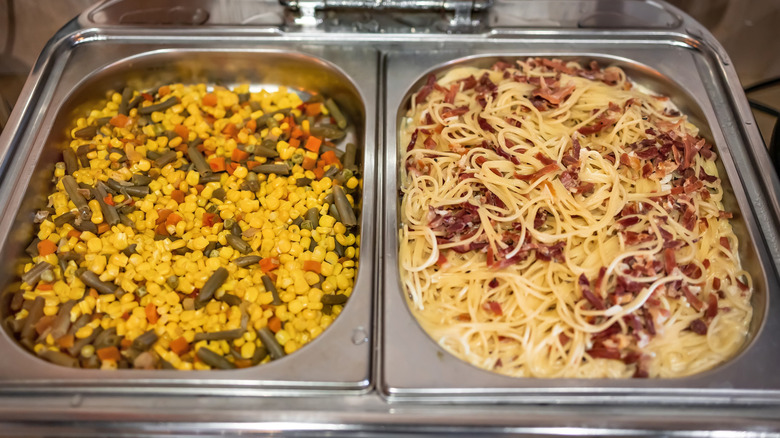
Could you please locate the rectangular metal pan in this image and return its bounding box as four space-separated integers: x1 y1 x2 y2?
0 44 378 394
0 0 779 434
381 48 780 403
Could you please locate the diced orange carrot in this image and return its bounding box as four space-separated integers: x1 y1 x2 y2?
246 119 257 133
155 223 168 236
288 138 300 149
302 156 317 170
312 166 325 180
67 229 81 239
304 136 322 153
37 283 53 291
57 334 74 349
202 93 218 107
222 123 238 138
258 257 280 273
145 303 159 324
266 271 278 282
97 346 121 362
170 336 190 356
174 124 189 140
290 127 304 139
89 289 99 299
166 213 183 227
303 260 321 274
141 92 153 102
37 239 57 257
109 114 129 128
208 157 226 172
320 150 339 166
226 162 239 175
202 212 218 227
156 209 172 225
246 160 260 171
231 148 250 162
171 189 185 204
268 316 282 333
305 102 322 117
158 85 171 96
97 223 110 234
120 338 133 349
195 184 204 194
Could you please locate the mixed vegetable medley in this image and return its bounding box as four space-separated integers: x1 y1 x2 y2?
6 83 361 370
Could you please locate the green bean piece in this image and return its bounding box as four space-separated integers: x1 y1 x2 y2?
329 204 341 222
78 270 119 295
9 291 24 312
7 315 25 333
196 347 236 369
21 297 45 341
262 275 282 306
96 116 112 126
94 182 120 226
199 174 222 184
124 185 150 197
230 221 242 237
256 139 279 156
233 255 261 268
63 149 79 175
291 216 303 228
73 126 97 139
138 97 178 115
61 175 92 222
48 301 77 341
187 142 211 176
93 327 121 349
250 345 269 365
343 142 358 170
67 315 90 337
219 293 242 307
305 208 319 227
39 350 79 368
257 327 285 360
68 326 103 356
131 329 159 351
323 165 340 179
118 87 133 115
321 294 348 305
21 261 54 286
300 220 313 231
52 212 75 229
296 177 312 187
194 328 244 342
225 234 251 254
211 187 226 201
325 98 347 129
334 239 346 258
333 185 357 227
131 173 153 186
154 150 178 167
321 304 333 315
74 220 98 234
25 237 40 258
196 267 228 306
253 164 290 176
166 275 179 290
310 124 345 140
238 92 250 104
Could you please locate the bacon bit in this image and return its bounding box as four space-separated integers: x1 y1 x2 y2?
617 216 640 228
441 106 469 119
587 346 621 360
558 332 570 346
406 129 419 152
720 236 731 252
663 248 676 274
633 355 650 378
535 241 565 262
477 116 495 133
456 313 471 322
622 231 654 246
706 293 718 319
489 278 499 288
444 83 459 104
736 278 750 292
579 274 605 310
515 163 560 181
436 252 448 267
689 319 708 335
423 136 437 150
534 209 548 229
532 82 576 105
535 152 556 166
483 301 503 316
578 115 616 135
683 286 705 312
712 277 721 290
415 74 437 104
459 75 477 91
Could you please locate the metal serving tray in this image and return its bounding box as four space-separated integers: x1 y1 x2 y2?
0 46 378 393
382 52 776 402
0 0 779 435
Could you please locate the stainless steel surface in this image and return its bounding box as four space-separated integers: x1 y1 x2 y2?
0 47 377 393
0 0 778 435
382 52 776 402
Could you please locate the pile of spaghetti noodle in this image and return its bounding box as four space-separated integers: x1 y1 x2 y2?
399 58 753 378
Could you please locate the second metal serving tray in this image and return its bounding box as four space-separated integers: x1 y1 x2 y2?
0 0 779 435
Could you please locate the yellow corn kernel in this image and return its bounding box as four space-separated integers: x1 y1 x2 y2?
88 200 103 224
346 177 359 189
75 325 93 339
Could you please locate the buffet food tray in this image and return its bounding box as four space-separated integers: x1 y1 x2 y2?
0 0 779 435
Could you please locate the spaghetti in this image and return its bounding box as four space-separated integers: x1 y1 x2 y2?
399 58 753 378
